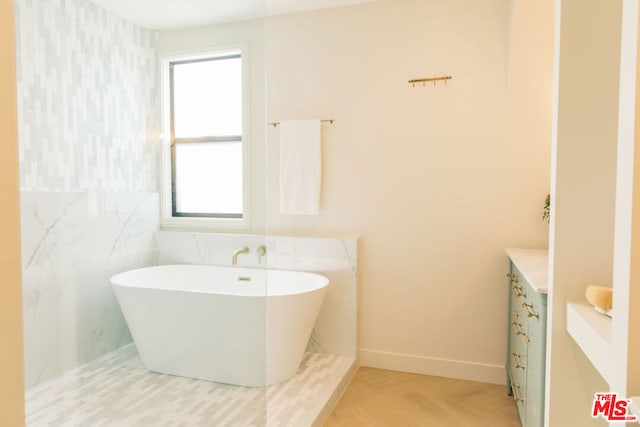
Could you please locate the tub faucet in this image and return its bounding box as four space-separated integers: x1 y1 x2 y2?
256 245 266 264
232 246 250 265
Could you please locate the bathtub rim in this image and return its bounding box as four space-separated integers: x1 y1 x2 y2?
110 264 330 297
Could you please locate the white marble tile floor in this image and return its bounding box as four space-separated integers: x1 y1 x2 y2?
26 345 355 427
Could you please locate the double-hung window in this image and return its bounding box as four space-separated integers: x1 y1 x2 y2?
161 46 249 229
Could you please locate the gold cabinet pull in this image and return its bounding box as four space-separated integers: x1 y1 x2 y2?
507 273 519 284
522 302 539 319
513 285 526 298
509 380 526 403
513 383 525 403
511 352 525 370
511 321 526 336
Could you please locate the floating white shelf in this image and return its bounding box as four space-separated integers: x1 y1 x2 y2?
566 302 613 383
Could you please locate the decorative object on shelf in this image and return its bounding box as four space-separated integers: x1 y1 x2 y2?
543 194 551 223
408 75 452 88
585 285 613 317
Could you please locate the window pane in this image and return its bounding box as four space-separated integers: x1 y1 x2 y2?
172 56 242 138
174 142 243 216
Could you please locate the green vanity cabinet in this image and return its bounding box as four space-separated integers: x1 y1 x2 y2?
505 249 548 427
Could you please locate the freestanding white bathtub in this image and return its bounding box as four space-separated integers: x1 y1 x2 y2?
110 264 329 387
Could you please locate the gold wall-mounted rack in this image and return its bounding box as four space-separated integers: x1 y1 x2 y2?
268 119 334 127
409 75 452 87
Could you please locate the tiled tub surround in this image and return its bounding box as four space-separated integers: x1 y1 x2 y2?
153 231 358 359
15 0 160 390
21 191 160 388
14 0 159 193
26 345 355 427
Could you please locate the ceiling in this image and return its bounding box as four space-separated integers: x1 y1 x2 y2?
87 0 375 30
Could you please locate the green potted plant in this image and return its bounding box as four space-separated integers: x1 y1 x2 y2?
543 194 551 223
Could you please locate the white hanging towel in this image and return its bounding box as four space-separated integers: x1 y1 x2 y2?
279 119 322 215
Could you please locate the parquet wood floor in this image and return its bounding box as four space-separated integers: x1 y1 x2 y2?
324 367 521 427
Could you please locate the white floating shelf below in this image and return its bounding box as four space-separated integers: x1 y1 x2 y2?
566 302 613 383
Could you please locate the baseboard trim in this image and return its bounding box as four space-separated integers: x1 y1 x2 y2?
359 348 506 385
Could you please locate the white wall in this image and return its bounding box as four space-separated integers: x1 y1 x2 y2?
611 0 640 401
265 0 552 383
547 0 622 425
505 0 554 213
156 0 553 383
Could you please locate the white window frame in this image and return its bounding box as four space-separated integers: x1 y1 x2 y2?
160 43 251 230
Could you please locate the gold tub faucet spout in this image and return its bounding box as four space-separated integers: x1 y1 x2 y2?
232 246 250 265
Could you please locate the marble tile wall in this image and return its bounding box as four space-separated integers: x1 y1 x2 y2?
14 0 161 388
14 0 159 192
154 232 358 358
21 191 160 388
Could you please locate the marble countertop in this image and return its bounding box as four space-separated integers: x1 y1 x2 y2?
505 248 549 294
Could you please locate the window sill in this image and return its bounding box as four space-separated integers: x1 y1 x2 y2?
160 215 250 232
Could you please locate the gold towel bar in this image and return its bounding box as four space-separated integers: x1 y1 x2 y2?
268 119 334 127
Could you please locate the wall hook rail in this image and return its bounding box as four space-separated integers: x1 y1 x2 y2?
409 75 452 87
